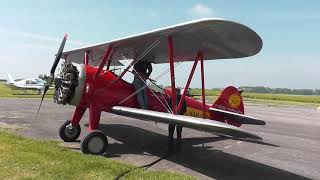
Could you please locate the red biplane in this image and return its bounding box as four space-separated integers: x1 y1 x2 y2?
37 18 265 155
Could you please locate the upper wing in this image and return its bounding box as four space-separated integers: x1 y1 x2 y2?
62 18 263 66
209 107 266 125
112 106 262 141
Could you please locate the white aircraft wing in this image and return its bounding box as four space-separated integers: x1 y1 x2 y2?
4 83 44 91
62 18 262 66
112 106 262 141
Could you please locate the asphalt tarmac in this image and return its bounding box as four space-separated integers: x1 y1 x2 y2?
0 98 319 179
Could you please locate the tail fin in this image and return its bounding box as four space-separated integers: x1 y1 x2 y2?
210 86 266 126
212 86 244 114
7 74 15 84
211 86 244 126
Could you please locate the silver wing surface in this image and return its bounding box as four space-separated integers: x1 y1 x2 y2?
209 107 266 125
112 106 262 141
62 18 263 66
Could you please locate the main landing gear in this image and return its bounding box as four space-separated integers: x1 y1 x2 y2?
80 130 108 155
59 120 81 142
59 120 109 155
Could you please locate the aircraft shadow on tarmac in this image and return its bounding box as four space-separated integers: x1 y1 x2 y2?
78 123 309 180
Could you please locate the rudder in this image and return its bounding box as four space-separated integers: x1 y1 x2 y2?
211 86 244 126
212 86 244 114
7 74 15 84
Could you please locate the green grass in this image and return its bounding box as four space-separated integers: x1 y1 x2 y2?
242 92 320 104
0 129 194 180
189 89 220 96
0 83 53 98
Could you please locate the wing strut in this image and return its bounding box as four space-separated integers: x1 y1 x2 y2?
167 36 177 114
200 52 206 118
118 56 183 114
177 52 200 113
168 37 206 118
84 50 89 65
95 46 113 80
114 37 163 84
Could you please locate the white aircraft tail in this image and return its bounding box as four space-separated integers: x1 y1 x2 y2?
7 74 15 84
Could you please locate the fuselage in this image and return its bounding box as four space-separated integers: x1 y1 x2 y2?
7 78 45 90
60 64 228 125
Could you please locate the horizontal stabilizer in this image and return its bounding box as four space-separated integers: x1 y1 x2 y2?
112 106 263 141
209 107 266 125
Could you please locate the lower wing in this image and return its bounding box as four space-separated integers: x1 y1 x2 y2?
112 106 262 141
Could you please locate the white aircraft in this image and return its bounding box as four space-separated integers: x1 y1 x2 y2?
5 74 45 94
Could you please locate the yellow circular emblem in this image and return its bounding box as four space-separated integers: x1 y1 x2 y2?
228 94 241 108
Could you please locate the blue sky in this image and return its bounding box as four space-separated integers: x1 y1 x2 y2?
0 1 319 89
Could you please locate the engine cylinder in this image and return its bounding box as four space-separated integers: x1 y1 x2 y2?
53 61 85 106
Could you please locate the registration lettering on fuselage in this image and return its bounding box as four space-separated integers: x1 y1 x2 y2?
184 107 210 119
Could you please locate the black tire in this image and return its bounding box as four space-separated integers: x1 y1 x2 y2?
80 130 108 155
59 120 81 142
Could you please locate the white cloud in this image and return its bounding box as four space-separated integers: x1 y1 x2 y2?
189 3 214 18
16 31 88 46
151 11 158 17
0 28 88 47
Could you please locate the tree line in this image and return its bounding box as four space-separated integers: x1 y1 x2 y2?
239 86 320 95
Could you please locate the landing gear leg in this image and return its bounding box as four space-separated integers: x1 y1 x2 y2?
59 106 86 142
80 104 108 155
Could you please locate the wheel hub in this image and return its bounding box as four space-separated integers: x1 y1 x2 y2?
65 124 78 138
87 137 105 154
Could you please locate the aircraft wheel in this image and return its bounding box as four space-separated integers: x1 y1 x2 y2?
80 130 108 155
59 120 81 142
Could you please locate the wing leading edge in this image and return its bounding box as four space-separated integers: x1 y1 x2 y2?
112 106 262 141
62 18 263 66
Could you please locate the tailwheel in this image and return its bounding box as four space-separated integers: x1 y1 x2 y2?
59 120 81 142
80 130 108 155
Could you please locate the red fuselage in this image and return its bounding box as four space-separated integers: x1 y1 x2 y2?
66 65 241 130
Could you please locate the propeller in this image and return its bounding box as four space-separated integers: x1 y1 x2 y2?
36 34 68 119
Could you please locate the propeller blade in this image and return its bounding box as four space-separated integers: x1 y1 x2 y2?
35 86 49 119
36 34 67 119
50 34 68 75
